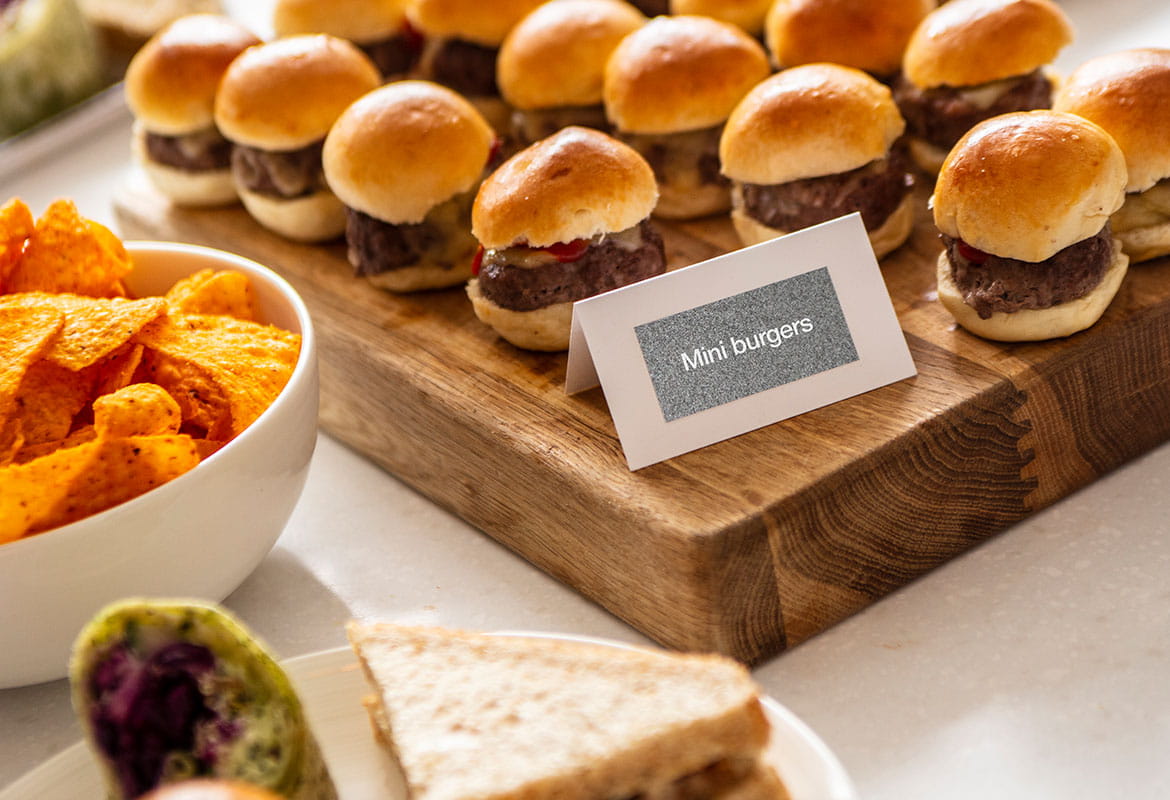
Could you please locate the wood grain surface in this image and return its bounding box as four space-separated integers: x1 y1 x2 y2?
115 175 1170 664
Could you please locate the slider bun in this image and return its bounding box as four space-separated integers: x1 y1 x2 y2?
498 0 646 110
141 779 283 800
124 14 259 135
907 138 951 177
408 0 546 46
1054 48 1170 193
932 111 1126 262
730 192 916 259
604 15 771 134
466 280 574 351
214 35 381 150
131 123 237 206
323 81 494 224
765 0 934 76
238 186 348 242
272 0 410 41
1116 223 1170 265
720 64 905 185
472 126 657 249
936 242 1129 341
903 0 1073 89
670 0 772 36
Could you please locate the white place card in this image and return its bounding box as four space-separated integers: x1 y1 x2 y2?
565 213 916 470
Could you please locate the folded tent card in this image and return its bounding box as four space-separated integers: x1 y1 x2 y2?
566 213 917 470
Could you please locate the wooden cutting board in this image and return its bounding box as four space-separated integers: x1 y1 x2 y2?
115 177 1170 664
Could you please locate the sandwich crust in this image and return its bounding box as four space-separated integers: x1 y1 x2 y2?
346 623 774 800
323 81 494 224
1054 48 1170 193
272 0 410 41
497 0 646 110
472 126 658 249
764 0 934 76
407 0 546 46
932 111 1126 262
936 242 1128 341
902 0 1073 89
720 64 905 185
214 35 381 150
604 15 771 134
124 14 259 135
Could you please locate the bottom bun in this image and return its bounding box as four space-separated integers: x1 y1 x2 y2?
731 192 915 259
467 95 512 138
366 259 475 292
1116 221 1170 264
935 239 1129 342
908 138 950 177
653 180 731 221
141 778 283 800
466 279 573 351
238 187 347 243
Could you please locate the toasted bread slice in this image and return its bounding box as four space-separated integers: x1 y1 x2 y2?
346 623 784 800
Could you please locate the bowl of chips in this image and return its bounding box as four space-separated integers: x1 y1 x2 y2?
0 198 318 687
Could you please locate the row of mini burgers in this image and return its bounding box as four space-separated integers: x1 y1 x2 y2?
124 2 1170 349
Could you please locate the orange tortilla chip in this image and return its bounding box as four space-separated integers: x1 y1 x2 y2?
0 198 35 291
5 199 130 297
0 293 166 371
165 269 257 320
136 313 300 440
13 425 96 464
0 304 66 427
0 419 24 466
12 361 93 445
90 343 146 396
94 383 182 438
0 433 200 541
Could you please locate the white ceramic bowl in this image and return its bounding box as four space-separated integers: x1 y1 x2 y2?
0 242 318 688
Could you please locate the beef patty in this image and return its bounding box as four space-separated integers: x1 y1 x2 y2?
477 220 666 311
739 142 914 233
943 225 1114 319
231 141 325 199
143 128 232 172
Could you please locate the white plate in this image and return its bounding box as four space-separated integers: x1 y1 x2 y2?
1 641 857 800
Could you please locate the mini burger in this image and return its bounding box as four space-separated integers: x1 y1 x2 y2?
670 0 773 37
894 0 1073 174
603 15 771 220
497 0 645 148
764 0 935 80
1055 48 1170 264
408 0 546 133
719 63 915 258
468 126 665 351
213 34 381 242
322 81 496 292
932 110 1128 341
272 0 422 80
123 14 259 206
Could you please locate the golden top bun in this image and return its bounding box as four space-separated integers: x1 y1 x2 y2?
604 15 771 134
140 780 283 800
1054 48 1170 193
272 0 410 41
670 0 773 36
903 0 1073 89
498 0 646 110
765 0 934 76
472 126 657 248
408 0 547 46
323 81 495 224
124 14 259 135
932 111 1126 263
214 35 381 150
720 63 905 184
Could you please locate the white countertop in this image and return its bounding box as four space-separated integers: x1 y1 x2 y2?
2 1 1170 796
